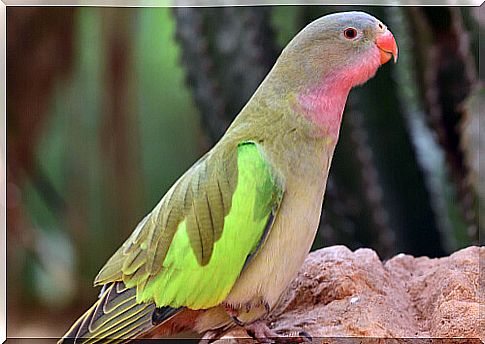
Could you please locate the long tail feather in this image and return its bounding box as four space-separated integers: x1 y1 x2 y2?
58 282 181 344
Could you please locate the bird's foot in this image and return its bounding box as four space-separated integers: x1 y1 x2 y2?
244 320 312 343
244 320 277 343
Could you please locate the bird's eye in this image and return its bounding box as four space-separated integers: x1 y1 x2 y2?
343 28 358 39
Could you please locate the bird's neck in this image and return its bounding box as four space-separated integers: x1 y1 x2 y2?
292 50 381 141
296 75 352 140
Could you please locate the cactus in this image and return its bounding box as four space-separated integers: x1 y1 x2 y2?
403 7 479 247
173 7 278 145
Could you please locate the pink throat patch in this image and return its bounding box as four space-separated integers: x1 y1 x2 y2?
297 46 381 139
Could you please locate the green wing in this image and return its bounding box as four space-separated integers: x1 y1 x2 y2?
94 141 284 310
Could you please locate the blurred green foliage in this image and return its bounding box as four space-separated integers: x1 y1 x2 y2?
8 8 202 309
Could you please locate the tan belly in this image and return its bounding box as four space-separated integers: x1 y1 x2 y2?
228 177 325 306
194 174 327 333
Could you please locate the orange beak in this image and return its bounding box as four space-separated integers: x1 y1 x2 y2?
375 29 398 64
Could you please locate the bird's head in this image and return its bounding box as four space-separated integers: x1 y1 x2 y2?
258 11 398 138
272 11 398 92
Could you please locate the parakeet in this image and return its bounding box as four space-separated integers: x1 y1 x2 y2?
59 11 397 343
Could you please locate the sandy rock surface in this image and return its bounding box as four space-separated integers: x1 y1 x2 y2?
217 245 484 343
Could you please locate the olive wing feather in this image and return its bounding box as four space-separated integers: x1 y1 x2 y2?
94 141 283 309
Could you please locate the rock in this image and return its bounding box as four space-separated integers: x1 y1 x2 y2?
217 245 484 343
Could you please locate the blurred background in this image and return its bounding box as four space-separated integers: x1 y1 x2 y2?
6 5 483 338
